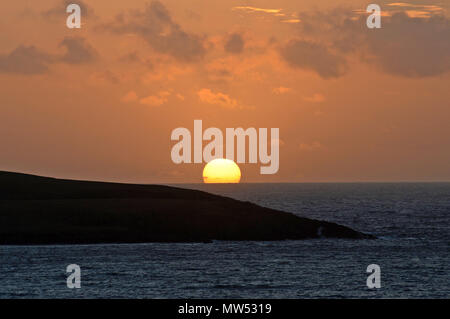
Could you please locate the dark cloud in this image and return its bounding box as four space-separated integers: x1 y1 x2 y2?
104 1 206 62
119 51 141 63
91 70 120 85
0 37 97 75
281 40 347 78
0 46 53 74
224 33 245 54
59 36 98 64
296 8 366 53
364 12 450 77
118 51 154 69
292 8 450 78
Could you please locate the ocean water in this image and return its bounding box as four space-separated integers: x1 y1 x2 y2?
1 183 449 298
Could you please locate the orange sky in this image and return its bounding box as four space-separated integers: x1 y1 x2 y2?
0 0 449 183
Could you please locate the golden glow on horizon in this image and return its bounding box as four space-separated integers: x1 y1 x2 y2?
203 159 241 183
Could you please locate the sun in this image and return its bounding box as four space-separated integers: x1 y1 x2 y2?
203 159 241 183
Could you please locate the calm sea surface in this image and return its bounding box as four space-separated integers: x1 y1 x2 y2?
1 183 449 298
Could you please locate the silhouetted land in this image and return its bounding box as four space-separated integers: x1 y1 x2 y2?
0 171 374 244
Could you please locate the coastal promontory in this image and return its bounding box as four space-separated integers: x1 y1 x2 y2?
0 171 374 244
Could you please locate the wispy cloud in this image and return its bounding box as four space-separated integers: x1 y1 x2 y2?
354 2 445 18
232 6 303 26
175 93 185 101
272 87 292 95
122 91 139 103
197 88 238 109
387 2 443 11
232 6 283 15
140 91 171 106
281 19 301 24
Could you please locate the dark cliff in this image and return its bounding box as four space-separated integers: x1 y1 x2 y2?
0 171 374 244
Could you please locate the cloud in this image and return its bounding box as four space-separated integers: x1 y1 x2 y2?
0 46 53 74
387 3 443 12
105 1 206 63
123 90 179 105
175 93 185 101
139 91 171 106
122 91 139 103
89 70 120 85
197 88 238 108
204 59 234 83
281 19 301 24
0 36 98 75
119 51 141 63
272 87 292 95
232 6 283 15
119 51 154 69
294 7 450 78
303 93 325 103
59 36 98 64
232 6 303 24
280 40 347 78
363 12 450 77
224 33 245 54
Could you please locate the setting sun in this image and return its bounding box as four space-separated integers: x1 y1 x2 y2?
203 159 241 183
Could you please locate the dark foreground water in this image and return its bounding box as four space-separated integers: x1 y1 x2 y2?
1 183 449 298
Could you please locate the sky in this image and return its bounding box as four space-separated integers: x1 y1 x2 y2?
0 0 449 183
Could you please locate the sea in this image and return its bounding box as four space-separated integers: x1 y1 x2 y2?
1 183 449 298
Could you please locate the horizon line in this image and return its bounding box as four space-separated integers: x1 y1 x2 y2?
2 169 450 185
